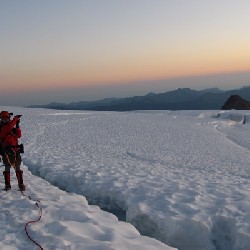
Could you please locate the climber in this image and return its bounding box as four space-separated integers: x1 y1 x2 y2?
0 111 25 191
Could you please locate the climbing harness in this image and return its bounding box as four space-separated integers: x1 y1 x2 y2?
20 190 43 250
0 144 24 170
3 151 17 170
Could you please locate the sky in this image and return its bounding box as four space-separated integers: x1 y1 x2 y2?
1 0 250 106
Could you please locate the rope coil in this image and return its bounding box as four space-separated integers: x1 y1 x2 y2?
21 191 43 250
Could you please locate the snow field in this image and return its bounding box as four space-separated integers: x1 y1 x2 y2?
2 106 250 250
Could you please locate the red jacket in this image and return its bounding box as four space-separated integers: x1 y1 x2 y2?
0 117 21 150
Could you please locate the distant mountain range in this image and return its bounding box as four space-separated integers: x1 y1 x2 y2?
27 86 250 111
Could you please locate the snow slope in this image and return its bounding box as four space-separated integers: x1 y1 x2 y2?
0 165 174 250
1 106 250 250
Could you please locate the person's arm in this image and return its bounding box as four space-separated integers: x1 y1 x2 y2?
13 127 21 138
0 117 19 139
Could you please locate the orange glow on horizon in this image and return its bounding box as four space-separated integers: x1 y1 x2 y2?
1 40 250 95
2 66 250 97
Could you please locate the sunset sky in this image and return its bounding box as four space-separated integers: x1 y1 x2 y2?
1 0 250 106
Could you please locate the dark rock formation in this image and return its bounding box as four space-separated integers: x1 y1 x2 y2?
221 95 250 110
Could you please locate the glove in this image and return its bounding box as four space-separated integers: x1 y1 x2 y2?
15 115 22 119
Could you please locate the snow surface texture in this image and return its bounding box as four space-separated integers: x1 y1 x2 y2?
1 107 250 250
0 166 173 250
0 108 175 250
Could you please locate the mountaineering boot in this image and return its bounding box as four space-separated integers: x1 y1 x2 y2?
3 171 11 191
15 170 26 191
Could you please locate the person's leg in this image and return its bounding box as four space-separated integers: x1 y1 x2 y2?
2 155 11 190
15 153 26 191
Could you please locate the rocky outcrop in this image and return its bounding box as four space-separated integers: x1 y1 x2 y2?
221 95 250 110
